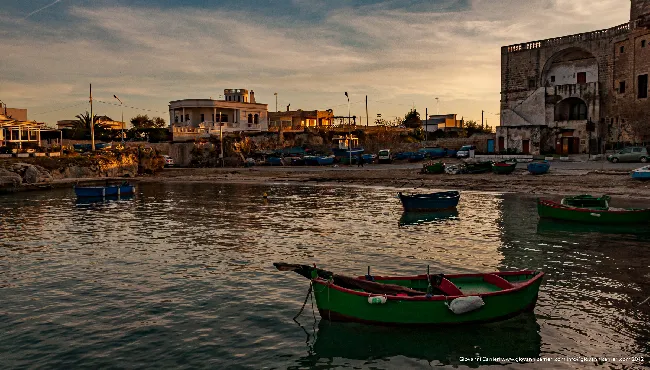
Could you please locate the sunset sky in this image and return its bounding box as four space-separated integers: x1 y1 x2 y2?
1 0 628 127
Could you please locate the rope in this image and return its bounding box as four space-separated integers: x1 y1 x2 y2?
637 295 650 307
293 282 313 320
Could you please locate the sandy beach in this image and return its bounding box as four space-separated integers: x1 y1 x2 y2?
138 160 650 198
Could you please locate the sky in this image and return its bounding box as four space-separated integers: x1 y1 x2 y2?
0 0 629 128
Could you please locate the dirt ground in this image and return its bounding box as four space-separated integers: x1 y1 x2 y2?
140 162 650 198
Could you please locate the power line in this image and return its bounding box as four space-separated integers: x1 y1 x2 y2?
95 100 167 114
31 101 87 115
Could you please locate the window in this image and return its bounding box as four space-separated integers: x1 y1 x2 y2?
633 147 643 152
174 116 178 123
569 101 587 120
185 114 189 121
254 114 259 124
621 45 625 53
638 74 648 98
528 78 536 89
643 40 646 48
620 81 626 93
238 96 241 102
577 72 587 84
550 76 555 83
200 114 204 122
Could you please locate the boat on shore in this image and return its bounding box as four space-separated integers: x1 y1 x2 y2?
421 162 445 174
464 161 493 174
492 161 517 174
527 161 550 175
631 165 650 180
74 182 134 197
537 198 650 224
398 191 460 211
275 263 544 326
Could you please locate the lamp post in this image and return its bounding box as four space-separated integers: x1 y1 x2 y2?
274 92 278 112
113 95 124 143
219 111 224 168
435 97 439 115
345 92 352 165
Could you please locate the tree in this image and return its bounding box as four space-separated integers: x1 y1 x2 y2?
403 109 421 128
74 111 101 130
153 117 166 128
461 119 493 137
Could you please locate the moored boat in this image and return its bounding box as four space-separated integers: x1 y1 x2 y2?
316 156 335 165
537 198 650 224
631 165 650 180
275 263 544 326
492 161 517 174
464 161 493 174
527 161 550 175
266 157 283 166
74 182 135 197
398 191 460 211
560 194 610 209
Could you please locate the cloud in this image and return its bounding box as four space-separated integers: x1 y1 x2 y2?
0 0 630 125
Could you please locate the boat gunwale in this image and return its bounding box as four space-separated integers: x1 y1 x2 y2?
311 270 544 302
538 199 650 214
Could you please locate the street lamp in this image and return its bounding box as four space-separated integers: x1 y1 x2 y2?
274 92 278 112
113 95 124 143
435 97 439 115
345 92 351 165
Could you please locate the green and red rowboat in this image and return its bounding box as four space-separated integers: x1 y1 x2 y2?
537 198 650 224
491 161 517 174
275 263 544 326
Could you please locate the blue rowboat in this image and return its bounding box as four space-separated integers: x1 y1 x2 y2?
446 149 457 158
527 161 550 175
631 165 650 180
267 157 283 166
398 191 460 212
74 183 135 197
316 156 335 165
304 156 320 166
408 153 426 162
418 148 446 158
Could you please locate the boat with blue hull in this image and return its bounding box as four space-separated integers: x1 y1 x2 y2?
316 156 335 165
527 161 550 175
398 191 460 212
74 183 135 198
631 165 650 179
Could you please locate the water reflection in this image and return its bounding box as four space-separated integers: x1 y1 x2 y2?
75 194 135 206
299 315 541 367
536 218 650 237
398 210 459 227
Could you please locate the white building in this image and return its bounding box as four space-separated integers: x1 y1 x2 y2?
169 89 268 141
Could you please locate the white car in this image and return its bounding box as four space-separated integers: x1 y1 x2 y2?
162 155 174 167
457 145 477 159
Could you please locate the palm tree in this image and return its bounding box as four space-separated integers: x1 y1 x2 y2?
72 111 102 139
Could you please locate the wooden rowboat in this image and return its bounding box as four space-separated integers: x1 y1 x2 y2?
74 183 134 198
527 161 550 175
398 191 460 211
275 263 544 326
491 161 517 174
537 199 650 224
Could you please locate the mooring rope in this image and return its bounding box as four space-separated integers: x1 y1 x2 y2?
293 282 313 320
637 295 650 307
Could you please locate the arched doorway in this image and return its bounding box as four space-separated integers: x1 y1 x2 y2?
554 97 587 121
541 47 598 87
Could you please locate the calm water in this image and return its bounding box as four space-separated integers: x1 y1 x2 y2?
1 183 649 369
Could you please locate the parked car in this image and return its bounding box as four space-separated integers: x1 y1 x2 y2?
162 155 174 167
607 147 650 163
378 149 392 164
456 145 477 159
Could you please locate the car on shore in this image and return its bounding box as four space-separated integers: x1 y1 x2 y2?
378 149 392 163
607 147 650 163
456 145 477 159
162 155 174 167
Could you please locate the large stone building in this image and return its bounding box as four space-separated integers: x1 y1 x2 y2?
268 109 333 132
499 0 650 155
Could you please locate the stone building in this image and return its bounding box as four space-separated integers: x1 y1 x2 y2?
499 0 650 155
268 109 333 132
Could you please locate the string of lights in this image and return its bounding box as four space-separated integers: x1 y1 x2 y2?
94 100 167 114
31 101 88 115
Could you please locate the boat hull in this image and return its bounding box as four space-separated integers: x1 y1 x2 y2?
422 162 445 174
537 199 650 224
398 191 460 212
464 162 493 174
527 162 550 175
312 272 543 326
492 162 517 174
316 156 335 165
74 184 135 197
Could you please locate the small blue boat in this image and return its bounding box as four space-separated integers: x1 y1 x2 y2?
394 152 413 160
304 156 319 166
527 161 550 175
418 148 446 158
267 157 283 166
632 165 650 180
408 153 426 162
316 156 335 165
398 191 460 212
446 149 457 158
74 183 135 197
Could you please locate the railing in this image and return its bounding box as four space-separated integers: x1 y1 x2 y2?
505 22 631 53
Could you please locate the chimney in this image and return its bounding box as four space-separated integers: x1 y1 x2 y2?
287 104 290 111
250 90 255 104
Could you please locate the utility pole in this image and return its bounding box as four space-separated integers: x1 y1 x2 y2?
90 84 95 151
436 98 439 115
114 95 124 142
482 110 484 129
425 107 428 141
345 91 351 165
365 95 368 127
274 92 278 112
220 110 224 168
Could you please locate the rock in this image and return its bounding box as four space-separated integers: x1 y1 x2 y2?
21 163 52 184
0 168 23 188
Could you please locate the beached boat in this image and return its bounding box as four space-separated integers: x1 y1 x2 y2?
527 161 550 175
445 164 463 175
631 165 650 180
418 147 446 158
275 263 544 326
398 191 460 211
316 156 335 165
303 156 319 166
267 157 283 166
537 199 650 224
408 153 426 162
492 161 517 174
464 161 493 174
74 182 134 197
421 162 445 174
399 210 459 226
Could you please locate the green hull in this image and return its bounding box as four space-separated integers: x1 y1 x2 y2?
465 162 493 174
537 199 650 224
491 162 517 174
312 272 543 326
561 194 610 209
422 162 445 174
